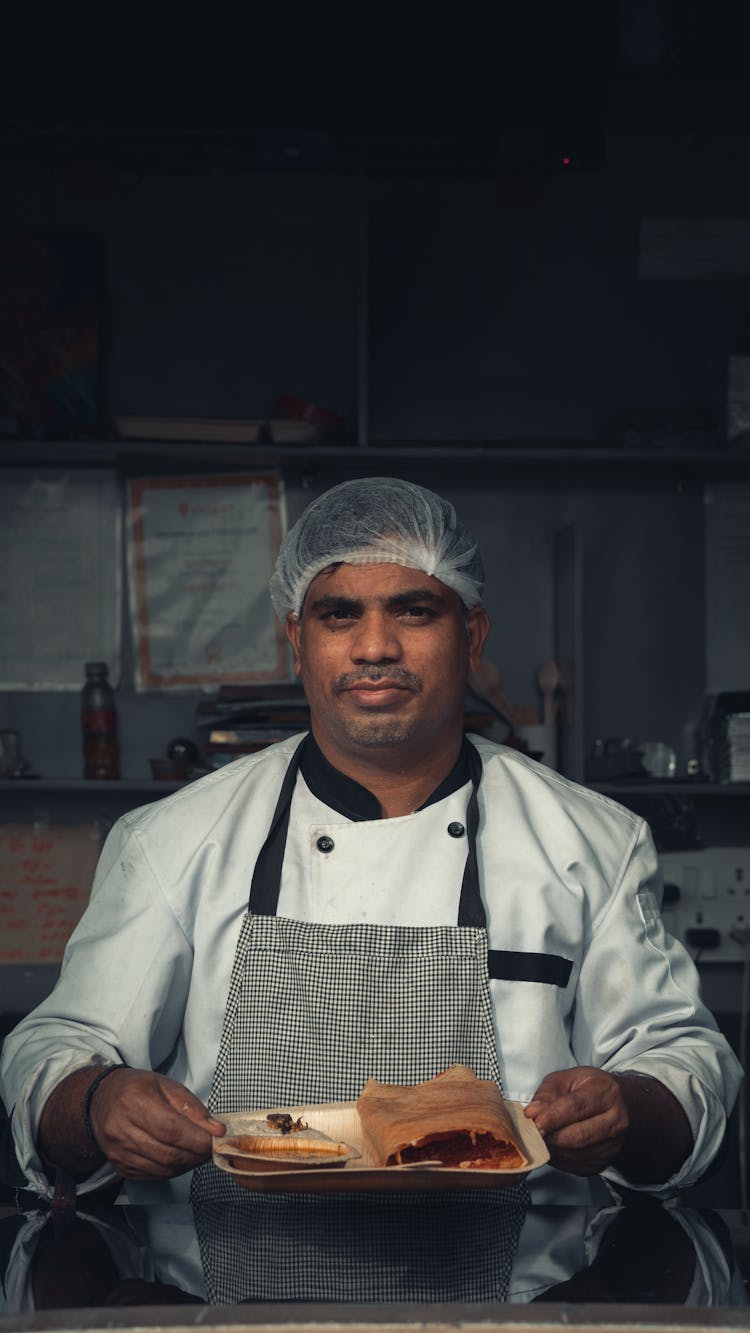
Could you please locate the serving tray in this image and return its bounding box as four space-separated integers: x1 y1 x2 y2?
213 1099 548 1193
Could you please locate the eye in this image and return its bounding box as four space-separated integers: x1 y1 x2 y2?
399 605 434 620
322 608 357 625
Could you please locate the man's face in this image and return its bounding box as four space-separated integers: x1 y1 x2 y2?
285 562 489 766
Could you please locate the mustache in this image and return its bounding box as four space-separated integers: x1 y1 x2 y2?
334 666 423 695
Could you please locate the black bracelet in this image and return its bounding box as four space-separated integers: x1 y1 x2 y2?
82 1065 125 1145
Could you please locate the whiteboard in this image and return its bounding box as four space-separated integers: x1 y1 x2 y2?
0 470 121 689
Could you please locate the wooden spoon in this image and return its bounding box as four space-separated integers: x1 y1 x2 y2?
537 659 560 726
557 658 575 726
469 660 520 728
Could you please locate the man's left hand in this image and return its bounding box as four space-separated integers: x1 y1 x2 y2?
523 1065 693 1183
523 1066 630 1176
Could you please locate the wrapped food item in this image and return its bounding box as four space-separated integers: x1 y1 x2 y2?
357 1065 528 1170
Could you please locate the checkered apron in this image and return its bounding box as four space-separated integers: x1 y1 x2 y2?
191 739 528 1303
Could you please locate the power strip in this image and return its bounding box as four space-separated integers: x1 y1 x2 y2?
659 848 750 963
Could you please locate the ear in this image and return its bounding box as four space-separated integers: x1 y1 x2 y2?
285 613 303 677
465 606 490 673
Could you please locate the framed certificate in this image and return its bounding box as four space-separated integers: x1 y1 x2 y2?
127 472 289 690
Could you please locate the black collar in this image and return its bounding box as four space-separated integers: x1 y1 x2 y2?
299 732 472 821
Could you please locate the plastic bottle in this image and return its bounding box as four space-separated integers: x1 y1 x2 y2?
81 662 120 779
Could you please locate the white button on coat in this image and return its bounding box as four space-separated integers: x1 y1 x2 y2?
280 778 472 927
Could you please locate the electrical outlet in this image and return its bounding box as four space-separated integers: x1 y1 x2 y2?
658 849 750 963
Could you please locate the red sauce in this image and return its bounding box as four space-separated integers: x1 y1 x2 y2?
392 1131 524 1169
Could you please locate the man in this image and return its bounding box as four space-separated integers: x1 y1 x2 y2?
0 477 742 1213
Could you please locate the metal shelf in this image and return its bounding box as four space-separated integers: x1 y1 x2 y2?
588 781 750 797
3 778 749 797
0 778 187 793
2 438 750 474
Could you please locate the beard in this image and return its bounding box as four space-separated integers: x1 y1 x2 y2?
337 715 418 747
331 665 423 748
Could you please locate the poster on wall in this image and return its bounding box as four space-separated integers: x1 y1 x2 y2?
127 472 289 690
0 470 121 689
0 230 104 440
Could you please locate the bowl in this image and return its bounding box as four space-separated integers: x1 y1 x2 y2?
267 420 323 445
150 758 189 781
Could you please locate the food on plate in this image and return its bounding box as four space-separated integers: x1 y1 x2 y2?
266 1112 307 1134
214 1116 360 1172
356 1064 528 1170
221 1125 347 1156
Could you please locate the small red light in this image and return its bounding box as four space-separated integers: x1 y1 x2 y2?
562 155 572 166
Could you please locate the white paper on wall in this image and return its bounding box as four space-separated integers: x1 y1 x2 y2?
127 472 289 690
728 355 750 447
705 484 750 692
0 470 121 689
639 218 750 279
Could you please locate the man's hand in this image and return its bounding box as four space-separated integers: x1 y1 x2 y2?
88 1068 225 1180
523 1067 629 1176
38 1065 225 1180
523 1065 693 1183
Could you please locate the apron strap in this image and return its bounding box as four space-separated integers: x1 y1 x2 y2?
456 739 486 928
249 734 487 929
249 736 308 914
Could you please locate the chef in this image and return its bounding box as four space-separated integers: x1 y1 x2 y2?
0 478 742 1296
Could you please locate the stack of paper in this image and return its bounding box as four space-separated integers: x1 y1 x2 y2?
726 712 750 781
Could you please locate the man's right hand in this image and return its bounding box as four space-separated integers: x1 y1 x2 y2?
38 1065 225 1180
87 1067 225 1179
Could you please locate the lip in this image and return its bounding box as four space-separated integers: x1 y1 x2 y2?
342 683 411 708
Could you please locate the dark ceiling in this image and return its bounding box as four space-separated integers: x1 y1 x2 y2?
1 4 749 180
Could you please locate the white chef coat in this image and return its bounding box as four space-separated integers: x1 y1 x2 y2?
0 734 742 1204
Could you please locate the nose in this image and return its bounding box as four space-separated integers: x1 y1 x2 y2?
350 609 402 663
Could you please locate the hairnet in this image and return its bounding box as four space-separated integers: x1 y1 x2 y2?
270 477 485 618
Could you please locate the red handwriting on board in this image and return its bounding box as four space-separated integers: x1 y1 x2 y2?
0 826 97 964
